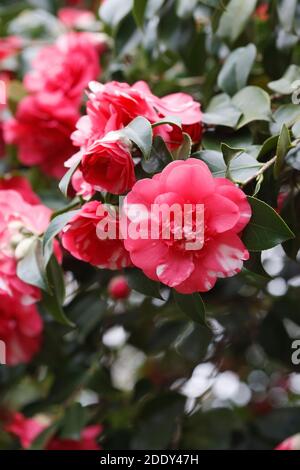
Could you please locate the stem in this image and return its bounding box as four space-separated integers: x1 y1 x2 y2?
242 155 277 187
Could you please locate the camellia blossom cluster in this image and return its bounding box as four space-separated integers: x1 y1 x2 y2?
60 77 253 290
4 31 105 177
68 80 203 195
0 176 56 365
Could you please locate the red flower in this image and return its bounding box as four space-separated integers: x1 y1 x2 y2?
58 8 96 29
4 93 79 178
6 412 102 450
79 133 135 195
108 275 131 300
0 36 22 61
71 169 95 200
0 295 43 365
275 434 300 450
47 425 102 450
122 159 251 294
24 32 101 105
0 188 52 300
72 80 202 149
254 4 269 22
61 201 132 269
0 175 41 205
5 413 45 448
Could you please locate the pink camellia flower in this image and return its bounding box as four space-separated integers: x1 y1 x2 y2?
47 425 102 450
5 412 45 448
6 412 102 450
24 32 101 104
71 169 95 200
0 175 41 205
71 80 202 149
254 3 269 22
122 159 251 294
58 7 96 29
4 93 79 178
0 36 22 61
0 295 43 365
0 187 51 300
275 434 300 450
61 201 132 269
108 275 131 300
80 133 135 195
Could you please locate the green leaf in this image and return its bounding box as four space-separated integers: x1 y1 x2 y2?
202 128 253 151
131 393 185 450
99 0 133 28
122 116 153 159
242 196 295 251
292 120 300 138
142 135 173 174
42 256 74 327
286 143 300 171
218 44 256 95
43 210 79 266
133 0 148 28
59 403 87 440
274 124 291 178
277 0 297 32
257 135 279 160
270 104 300 135
232 86 271 129
268 65 300 95
221 143 243 166
173 291 208 326
17 238 49 292
192 150 226 177
221 144 263 183
127 268 162 299
171 132 192 160
152 116 182 129
203 94 241 128
217 0 257 43
30 423 59 450
58 152 82 198
175 323 213 362
243 252 271 285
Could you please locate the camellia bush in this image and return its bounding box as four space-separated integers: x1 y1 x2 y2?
1 0 300 451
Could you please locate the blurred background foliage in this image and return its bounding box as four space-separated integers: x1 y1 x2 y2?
1 0 300 450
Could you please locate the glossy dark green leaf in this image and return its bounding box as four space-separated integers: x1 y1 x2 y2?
142 135 172 174
203 94 241 128
17 238 49 292
59 403 87 440
232 86 271 129
242 196 295 251
173 291 207 326
268 64 300 95
43 210 79 266
122 116 153 159
274 124 291 178
133 0 148 28
217 0 257 43
127 268 162 299
218 44 256 95
58 152 82 198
